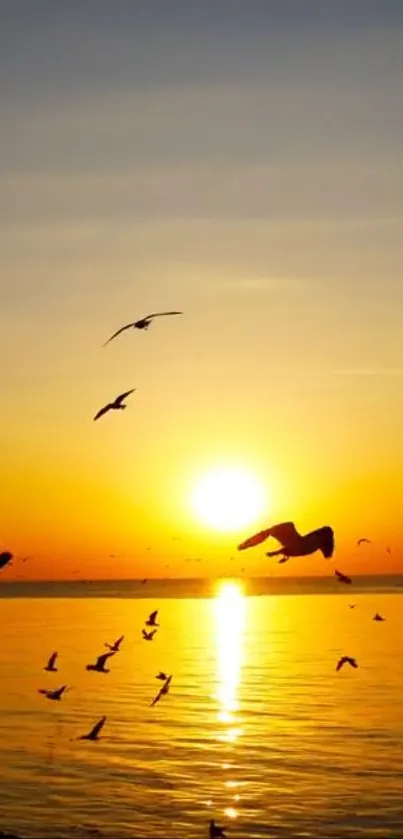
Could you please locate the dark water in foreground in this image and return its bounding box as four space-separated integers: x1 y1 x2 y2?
0 577 402 838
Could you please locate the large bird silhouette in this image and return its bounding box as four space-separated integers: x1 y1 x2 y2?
94 390 136 421
104 312 182 345
238 521 334 560
0 551 13 571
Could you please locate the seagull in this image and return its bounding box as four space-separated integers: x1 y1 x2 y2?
156 671 168 681
335 569 352 584
357 538 371 546
104 312 183 345
105 635 124 652
373 612 385 622
349 604 356 609
146 610 159 627
38 685 69 701
238 521 334 560
209 821 226 839
94 389 136 421
0 551 13 571
86 652 116 673
44 651 58 672
150 675 172 707
142 629 156 641
78 716 106 741
336 656 358 672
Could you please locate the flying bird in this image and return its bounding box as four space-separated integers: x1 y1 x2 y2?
38 685 69 701
104 312 182 345
335 569 352 584
336 656 358 672
94 389 136 421
86 652 116 673
0 551 13 571
349 604 356 609
238 521 334 561
156 671 168 681
209 821 226 839
44 652 58 672
105 635 124 652
150 675 172 707
142 629 156 641
146 610 159 627
373 613 385 622
77 716 107 741
357 538 371 546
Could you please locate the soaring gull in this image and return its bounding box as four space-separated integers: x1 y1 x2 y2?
238 521 334 561
336 656 358 672
94 389 136 421
104 312 182 345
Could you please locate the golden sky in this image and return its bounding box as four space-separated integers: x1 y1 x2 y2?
1 2 402 580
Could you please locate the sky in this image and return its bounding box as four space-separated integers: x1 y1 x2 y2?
1 0 402 580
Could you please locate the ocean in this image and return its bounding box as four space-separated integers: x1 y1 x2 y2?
0 576 402 838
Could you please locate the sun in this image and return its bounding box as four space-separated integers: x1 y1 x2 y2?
191 466 266 532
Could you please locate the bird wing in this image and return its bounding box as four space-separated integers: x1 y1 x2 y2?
94 404 111 421
316 526 335 558
115 389 136 405
142 630 148 639
89 716 106 738
96 652 114 668
336 658 345 671
103 323 134 346
48 652 57 668
149 610 158 622
0 551 13 570
146 311 182 320
116 635 124 646
38 689 49 696
238 522 299 551
150 680 170 707
357 538 370 545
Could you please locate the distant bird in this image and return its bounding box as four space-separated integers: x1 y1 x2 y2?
94 389 136 421
78 716 106 741
44 652 58 672
0 551 13 571
142 629 156 641
156 671 168 681
238 521 334 560
38 685 69 701
141 579 148 584
336 656 358 672
86 652 115 673
146 610 159 627
335 569 352 584
373 612 385 622
105 635 124 652
349 604 356 609
150 675 172 707
104 312 182 345
357 538 371 546
209 821 226 839
386 546 392 554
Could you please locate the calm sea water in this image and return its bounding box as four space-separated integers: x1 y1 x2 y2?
0 577 403 838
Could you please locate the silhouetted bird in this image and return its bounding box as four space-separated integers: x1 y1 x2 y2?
335 569 352 584
349 604 356 609
94 389 136 421
209 821 226 838
150 675 172 707
86 652 115 673
146 610 159 627
105 635 124 652
78 716 106 741
336 656 358 672
357 538 371 546
104 312 182 345
0 551 13 571
38 685 69 701
156 671 168 681
141 579 148 584
142 629 156 641
44 651 58 672
238 521 334 560
373 613 385 622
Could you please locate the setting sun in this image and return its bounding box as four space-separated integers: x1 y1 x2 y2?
190 466 266 532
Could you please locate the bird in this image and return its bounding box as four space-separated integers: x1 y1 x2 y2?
142 629 156 641
104 312 183 345
349 604 356 609
0 551 13 571
357 538 371 546
38 685 69 701
335 569 352 584
44 651 58 672
146 610 159 627
238 521 334 560
86 652 116 673
94 389 136 421
209 821 226 839
105 635 124 652
336 656 358 672
150 675 172 707
373 613 385 622
77 716 106 741
156 671 168 681
141 579 148 584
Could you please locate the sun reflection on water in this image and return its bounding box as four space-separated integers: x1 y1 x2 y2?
215 581 245 743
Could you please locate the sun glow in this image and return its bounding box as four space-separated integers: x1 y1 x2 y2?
191 466 265 532
215 581 245 740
